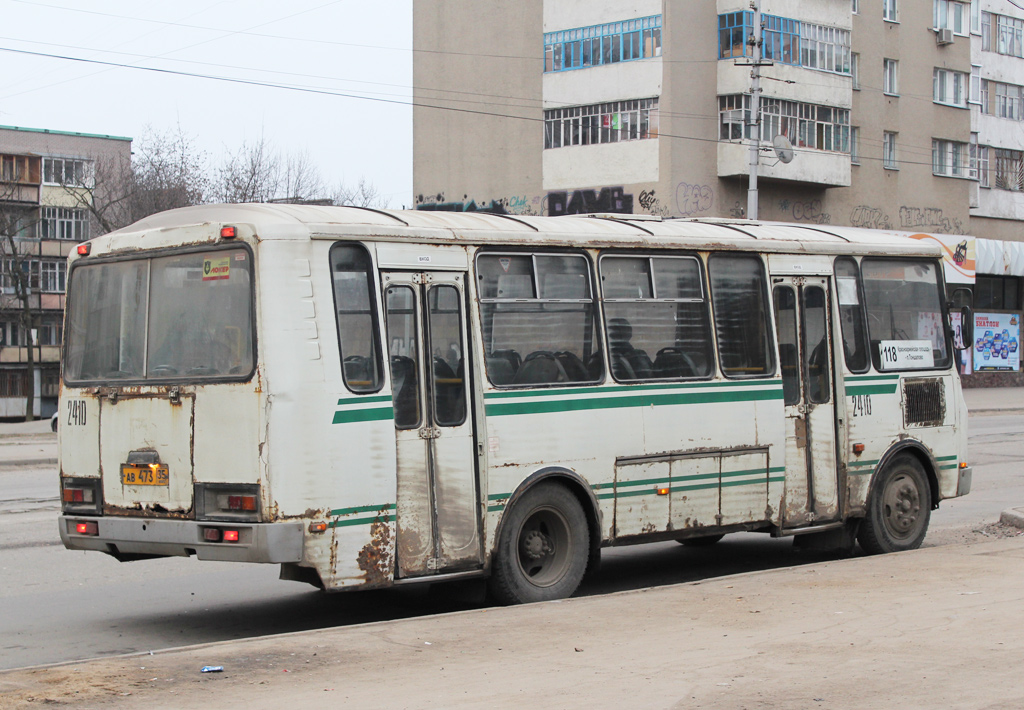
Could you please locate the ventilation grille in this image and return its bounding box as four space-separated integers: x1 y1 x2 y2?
904 379 945 425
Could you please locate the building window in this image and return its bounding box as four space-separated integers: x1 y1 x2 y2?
974 275 1021 310
42 157 92 187
545 98 659 149
934 0 967 34
883 132 898 169
545 15 661 72
883 59 899 95
972 0 982 34
987 13 1024 57
719 95 849 153
40 261 66 293
0 370 26 396
994 148 1024 191
40 207 89 241
852 0 860 14
884 0 898 22
38 319 61 346
851 53 860 89
933 68 968 107
995 81 1024 120
799 23 852 74
979 144 991 187
851 127 860 164
970 65 981 104
718 13 847 74
932 139 971 177
762 15 801 65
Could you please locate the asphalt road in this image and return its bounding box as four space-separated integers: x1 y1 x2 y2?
0 412 1019 671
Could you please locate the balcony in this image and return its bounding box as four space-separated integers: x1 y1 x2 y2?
718 140 850 187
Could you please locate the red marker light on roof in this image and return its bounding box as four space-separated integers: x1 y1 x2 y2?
77 242 91 256
220 226 236 239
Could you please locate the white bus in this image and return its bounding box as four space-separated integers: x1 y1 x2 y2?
58 206 973 604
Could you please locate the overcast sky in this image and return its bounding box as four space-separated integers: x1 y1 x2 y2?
0 0 414 207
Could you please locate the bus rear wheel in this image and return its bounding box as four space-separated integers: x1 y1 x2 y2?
858 453 931 554
489 482 589 605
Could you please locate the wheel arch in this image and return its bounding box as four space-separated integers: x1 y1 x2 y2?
492 466 603 574
872 440 941 510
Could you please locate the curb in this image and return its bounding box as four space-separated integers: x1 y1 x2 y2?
1000 508 1024 530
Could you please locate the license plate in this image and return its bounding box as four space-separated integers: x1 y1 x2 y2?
120 464 169 486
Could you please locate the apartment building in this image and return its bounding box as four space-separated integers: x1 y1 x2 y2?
0 125 132 417
413 0 1024 384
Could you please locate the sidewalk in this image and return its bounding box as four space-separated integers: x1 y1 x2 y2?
1 536 1022 709
962 385 1024 413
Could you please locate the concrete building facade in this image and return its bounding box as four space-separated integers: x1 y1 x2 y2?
0 125 131 417
414 0 1024 384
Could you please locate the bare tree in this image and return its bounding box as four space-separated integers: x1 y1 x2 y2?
53 125 210 235
332 178 389 208
0 186 41 419
215 135 282 203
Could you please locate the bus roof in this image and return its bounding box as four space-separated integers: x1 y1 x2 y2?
93 203 947 258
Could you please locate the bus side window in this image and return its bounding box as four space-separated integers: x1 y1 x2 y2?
330 243 383 393
599 254 714 382
477 252 601 387
708 254 775 378
835 257 870 373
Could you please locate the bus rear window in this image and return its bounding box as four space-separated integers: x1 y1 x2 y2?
64 248 254 383
862 258 950 371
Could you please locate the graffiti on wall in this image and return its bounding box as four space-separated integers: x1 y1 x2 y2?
675 183 714 216
778 199 831 224
850 205 892 230
414 193 541 215
898 206 965 235
547 186 633 215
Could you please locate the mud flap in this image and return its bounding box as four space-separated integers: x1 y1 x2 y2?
792 520 860 553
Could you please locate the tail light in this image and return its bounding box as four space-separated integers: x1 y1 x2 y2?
202 527 244 544
195 483 261 522
61 477 103 515
74 521 99 536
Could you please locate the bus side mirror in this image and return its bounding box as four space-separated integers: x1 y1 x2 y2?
948 287 973 351
957 305 973 351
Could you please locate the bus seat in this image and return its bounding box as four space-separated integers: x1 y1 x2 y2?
513 352 567 385
487 358 515 384
653 347 695 378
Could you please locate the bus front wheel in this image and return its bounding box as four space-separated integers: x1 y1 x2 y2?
489 482 589 605
858 454 931 554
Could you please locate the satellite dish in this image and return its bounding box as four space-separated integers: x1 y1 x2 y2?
772 135 795 164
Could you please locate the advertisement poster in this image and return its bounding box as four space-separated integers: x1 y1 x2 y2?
973 312 1020 372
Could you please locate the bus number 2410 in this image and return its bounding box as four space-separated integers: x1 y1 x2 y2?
852 394 872 417
66 399 87 426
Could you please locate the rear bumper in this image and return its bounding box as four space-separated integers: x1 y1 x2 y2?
59 515 304 563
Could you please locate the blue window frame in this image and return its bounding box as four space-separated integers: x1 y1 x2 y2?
544 15 662 73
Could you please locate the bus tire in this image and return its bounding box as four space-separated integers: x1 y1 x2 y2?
857 453 931 555
489 481 589 605
677 533 725 547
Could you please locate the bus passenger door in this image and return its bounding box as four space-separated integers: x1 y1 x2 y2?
383 271 483 578
772 276 840 527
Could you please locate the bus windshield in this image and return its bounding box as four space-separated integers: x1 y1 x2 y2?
64 247 254 383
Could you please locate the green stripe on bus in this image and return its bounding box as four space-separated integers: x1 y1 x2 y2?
844 374 900 382
484 380 765 401
845 384 899 396
329 503 397 517
935 454 958 461
332 407 394 424
328 514 395 528
485 387 782 417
